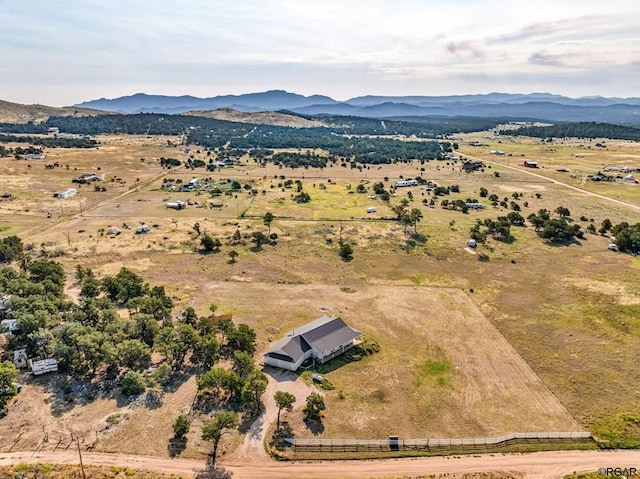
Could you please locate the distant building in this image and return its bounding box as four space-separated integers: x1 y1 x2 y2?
523 160 538 168
53 188 77 199
395 179 419 187
22 153 45 160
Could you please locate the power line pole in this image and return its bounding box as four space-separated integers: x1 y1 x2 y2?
74 434 86 479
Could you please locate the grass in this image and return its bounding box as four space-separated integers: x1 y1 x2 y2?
6 133 640 455
0 463 188 478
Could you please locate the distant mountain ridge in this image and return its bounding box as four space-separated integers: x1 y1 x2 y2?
74 90 640 124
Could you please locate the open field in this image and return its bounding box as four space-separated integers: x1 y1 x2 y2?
3 132 640 462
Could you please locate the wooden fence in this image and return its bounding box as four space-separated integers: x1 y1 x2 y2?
284 431 592 454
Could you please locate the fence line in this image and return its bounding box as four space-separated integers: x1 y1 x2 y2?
285 431 592 453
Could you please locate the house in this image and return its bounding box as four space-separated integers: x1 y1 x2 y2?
395 179 419 187
47 127 59 134
264 316 363 371
523 160 538 168
366 207 377 213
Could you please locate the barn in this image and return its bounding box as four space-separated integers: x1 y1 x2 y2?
264 316 363 371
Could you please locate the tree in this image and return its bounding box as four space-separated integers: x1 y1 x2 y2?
173 414 190 438
409 208 423 234
251 231 268 249
201 234 221 252
227 324 257 354
232 350 254 378
479 187 488 198
117 339 151 371
228 250 239 263
201 410 239 468
555 206 571 218
303 392 325 421
274 391 296 429
0 235 24 264
241 370 268 412
263 212 275 235
121 370 146 396
339 242 353 260
151 362 172 387
0 360 19 411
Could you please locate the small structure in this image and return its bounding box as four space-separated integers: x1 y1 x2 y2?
523 160 538 168
0 318 18 334
106 226 121 236
30 358 58 375
395 179 419 187
465 202 484 210
467 239 477 248
264 316 363 371
53 188 77 199
135 224 150 234
491 150 505 155
47 127 59 134
166 200 187 210
366 207 377 213
462 160 484 172
13 349 27 368
22 153 46 160
72 172 100 184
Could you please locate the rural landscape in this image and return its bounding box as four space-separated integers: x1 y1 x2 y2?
0 91 640 479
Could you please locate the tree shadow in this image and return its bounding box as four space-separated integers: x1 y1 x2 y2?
249 245 263 253
270 422 294 450
194 465 233 479
167 436 187 457
237 403 264 434
304 418 325 436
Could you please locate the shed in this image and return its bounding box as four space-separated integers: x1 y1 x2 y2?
524 160 538 168
366 207 377 213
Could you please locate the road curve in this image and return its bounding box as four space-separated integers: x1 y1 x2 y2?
2 449 640 479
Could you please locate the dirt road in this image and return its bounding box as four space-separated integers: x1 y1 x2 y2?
2 449 640 478
460 151 640 212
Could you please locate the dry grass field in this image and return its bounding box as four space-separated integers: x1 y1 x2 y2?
2 132 640 457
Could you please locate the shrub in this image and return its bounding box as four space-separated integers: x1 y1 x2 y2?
121 371 146 396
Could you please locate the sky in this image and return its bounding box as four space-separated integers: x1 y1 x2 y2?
2 0 640 106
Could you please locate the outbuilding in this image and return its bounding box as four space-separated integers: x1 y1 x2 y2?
524 160 539 168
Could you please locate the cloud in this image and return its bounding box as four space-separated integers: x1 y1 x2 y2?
445 41 485 59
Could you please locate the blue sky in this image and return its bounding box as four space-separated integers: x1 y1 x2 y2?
2 0 639 105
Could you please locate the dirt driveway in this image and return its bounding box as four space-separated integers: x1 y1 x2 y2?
231 367 315 461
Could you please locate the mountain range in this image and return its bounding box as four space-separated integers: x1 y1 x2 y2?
74 90 640 124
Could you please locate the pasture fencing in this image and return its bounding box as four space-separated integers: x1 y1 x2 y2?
284 431 592 455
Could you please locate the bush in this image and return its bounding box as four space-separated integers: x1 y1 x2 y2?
173 414 190 437
121 371 146 396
